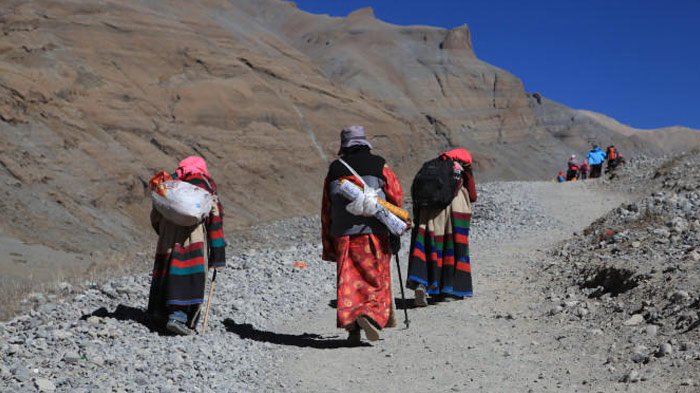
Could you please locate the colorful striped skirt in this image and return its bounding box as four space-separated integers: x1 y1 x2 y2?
147 213 208 321
407 187 473 297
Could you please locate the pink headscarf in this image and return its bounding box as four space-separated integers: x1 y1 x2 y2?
175 156 209 178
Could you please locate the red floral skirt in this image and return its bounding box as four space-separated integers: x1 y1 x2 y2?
334 234 392 329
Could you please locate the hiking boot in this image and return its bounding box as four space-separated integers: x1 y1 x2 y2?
356 316 380 342
166 319 194 336
347 328 362 345
414 285 428 307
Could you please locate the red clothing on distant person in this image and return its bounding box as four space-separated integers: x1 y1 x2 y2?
440 148 477 203
462 167 477 203
440 148 473 165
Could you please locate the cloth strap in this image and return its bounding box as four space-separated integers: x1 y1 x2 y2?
338 158 367 187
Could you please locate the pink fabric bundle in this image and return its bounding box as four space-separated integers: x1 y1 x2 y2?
176 156 209 178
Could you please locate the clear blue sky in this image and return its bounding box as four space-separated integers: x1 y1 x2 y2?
292 0 700 130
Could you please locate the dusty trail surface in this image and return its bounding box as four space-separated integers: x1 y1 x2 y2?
269 181 629 392
3 176 698 392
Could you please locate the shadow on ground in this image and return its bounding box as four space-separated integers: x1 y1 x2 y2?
223 318 370 349
82 304 168 335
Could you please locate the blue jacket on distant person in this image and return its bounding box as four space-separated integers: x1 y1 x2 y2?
587 148 607 165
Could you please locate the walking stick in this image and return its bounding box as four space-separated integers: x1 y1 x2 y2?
201 269 217 334
394 253 410 329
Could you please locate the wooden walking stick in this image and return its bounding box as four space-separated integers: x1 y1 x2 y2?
201 269 217 334
394 253 410 329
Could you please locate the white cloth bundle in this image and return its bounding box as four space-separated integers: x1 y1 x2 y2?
344 183 381 217
337 180 407 235
151 180 213 226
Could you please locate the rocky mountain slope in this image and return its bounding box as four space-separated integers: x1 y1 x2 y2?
543 150 700 385
1 0 699 318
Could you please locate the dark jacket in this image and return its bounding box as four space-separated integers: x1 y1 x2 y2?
325 147 388 237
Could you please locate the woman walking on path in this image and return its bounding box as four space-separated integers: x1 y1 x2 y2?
147 156 226 335
321 125 404 343
407 148 477 307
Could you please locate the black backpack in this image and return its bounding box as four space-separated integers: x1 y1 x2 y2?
411 157 461 209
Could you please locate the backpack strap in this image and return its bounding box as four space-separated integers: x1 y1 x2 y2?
338 158 368 187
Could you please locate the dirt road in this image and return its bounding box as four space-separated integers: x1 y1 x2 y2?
270 181 631 392
9 179 695 393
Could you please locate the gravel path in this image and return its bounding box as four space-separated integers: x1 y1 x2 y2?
266 180 630 392
3 178 693 392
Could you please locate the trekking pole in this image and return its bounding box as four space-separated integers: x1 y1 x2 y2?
201 269 217 334
394 253 410 329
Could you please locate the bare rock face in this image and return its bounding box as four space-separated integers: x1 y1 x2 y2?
440 25 474 53
346 7 375 22
0 0 698 314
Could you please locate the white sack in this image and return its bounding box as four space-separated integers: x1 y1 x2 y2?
337 180 407 235
151 180 213 226
345 185 380 217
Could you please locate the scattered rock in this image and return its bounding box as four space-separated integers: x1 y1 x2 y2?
621 370 640 383
63 351 81 364
680 379 694 386
11 366 30 382
574 307 588 318
686 250 700 261
52 330 72 340
548 306 563 316
623 314 644 326
645 325 658 336
631 352 648 364
35 378 56 392
655 343 673 358
631 345 650 365
652 227 670 238
669 290 690 303
57 282 73 293
90 356 105 366
27 292 47 305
